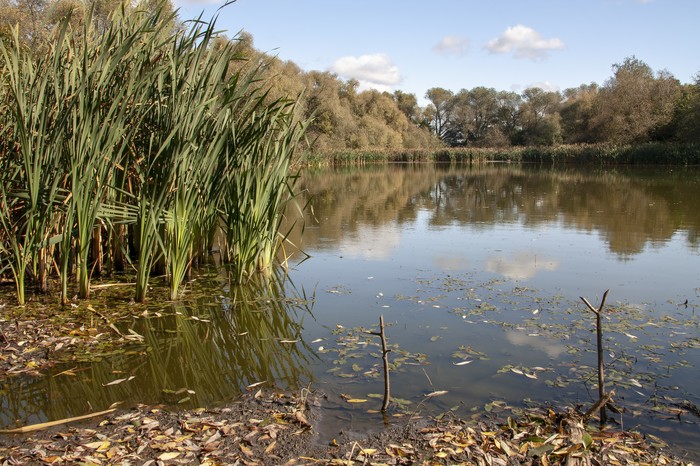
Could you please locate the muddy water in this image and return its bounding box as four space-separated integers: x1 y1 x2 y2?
2 163 699 460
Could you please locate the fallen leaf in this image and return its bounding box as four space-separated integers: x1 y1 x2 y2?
424 390 448 398
453 360 473 366
102 375 135 386
158 452 180 461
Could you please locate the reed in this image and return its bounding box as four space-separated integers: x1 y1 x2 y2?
0 24 71 304
0 3 310 305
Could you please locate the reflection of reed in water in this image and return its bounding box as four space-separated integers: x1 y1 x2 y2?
0 272 315 429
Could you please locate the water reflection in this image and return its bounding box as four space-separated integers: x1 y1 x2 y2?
0 272 315 429
485 251 559 280
505 330 568 358
290 164 700 258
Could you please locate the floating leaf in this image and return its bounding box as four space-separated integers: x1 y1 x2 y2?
453 360 473 366
424 390 448 398
346 398 368 403
102 375 135 386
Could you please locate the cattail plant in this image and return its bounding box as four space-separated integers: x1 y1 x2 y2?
0 2 310 305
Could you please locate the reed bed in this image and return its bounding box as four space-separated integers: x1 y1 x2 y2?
0 3 308 305
301 142 700 167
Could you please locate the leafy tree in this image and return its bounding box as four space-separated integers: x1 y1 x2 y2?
669 72 700 143
495 91 522 145
560 84 599 143
591 56 680 144
517 87 562 146
425 87 454 140
393 90 420 124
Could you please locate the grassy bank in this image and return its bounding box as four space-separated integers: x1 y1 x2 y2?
299 142 700 166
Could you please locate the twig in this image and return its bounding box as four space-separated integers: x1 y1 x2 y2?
378 315 391 412
580 289 610 423
584 390 615 420
0 408 116 434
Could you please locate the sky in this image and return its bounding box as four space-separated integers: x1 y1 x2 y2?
173 0 699 104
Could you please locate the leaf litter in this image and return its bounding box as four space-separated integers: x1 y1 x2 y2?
0 389 691 465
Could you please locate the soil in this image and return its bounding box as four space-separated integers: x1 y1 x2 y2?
0 294 696 465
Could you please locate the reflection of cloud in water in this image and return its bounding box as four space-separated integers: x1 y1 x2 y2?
435 254 470 271
506 330 567 358
338 225 400 260
485 252 558 280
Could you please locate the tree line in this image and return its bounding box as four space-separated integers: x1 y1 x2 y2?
2 0 699 153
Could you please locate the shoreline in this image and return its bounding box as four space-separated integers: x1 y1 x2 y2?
0 303 697 464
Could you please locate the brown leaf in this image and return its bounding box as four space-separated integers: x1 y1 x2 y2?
293 410 311 427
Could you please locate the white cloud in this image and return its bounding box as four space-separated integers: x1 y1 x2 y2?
433 36 470 56
330 53 401 92
485 25 564 60
528 81 560 92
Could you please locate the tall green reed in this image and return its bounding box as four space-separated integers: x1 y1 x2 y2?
0 2 310 305
218 96 309 282
0 24 73 304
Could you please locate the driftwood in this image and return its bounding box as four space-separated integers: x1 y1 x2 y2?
0 408 116 434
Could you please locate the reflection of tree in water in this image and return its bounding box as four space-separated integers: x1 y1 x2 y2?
289 165 700 257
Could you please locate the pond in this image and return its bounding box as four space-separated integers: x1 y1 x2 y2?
2 163 699 460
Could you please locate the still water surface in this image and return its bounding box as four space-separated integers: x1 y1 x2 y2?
2 164 699 459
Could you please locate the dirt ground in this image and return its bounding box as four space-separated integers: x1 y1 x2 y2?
0 297 696 465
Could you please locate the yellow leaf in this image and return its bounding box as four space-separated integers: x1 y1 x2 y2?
158 452 181 461
435 451 449 458
346 398 368 403
239 444 254 456
83 440 109 450
264 440 277 455
359 448 377 455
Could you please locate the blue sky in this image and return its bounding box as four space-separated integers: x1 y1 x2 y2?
174 0 699 104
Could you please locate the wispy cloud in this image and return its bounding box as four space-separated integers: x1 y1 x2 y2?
485 25 564 60
330 53 401 92
433 36 471 56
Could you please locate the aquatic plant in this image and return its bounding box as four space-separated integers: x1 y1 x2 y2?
0 2 309 304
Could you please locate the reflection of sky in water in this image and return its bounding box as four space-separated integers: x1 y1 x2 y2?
505 330 567 358
485 252 559 280
337 223 401 260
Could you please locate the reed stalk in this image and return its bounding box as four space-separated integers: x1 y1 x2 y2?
0 25 72 304
0 2 310 304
